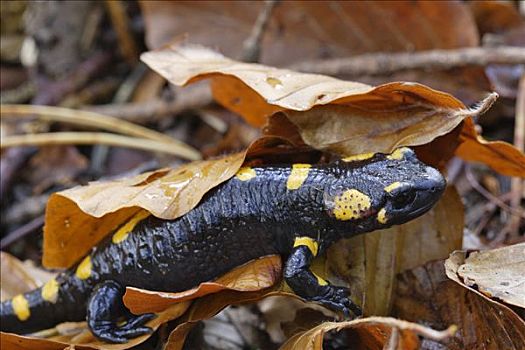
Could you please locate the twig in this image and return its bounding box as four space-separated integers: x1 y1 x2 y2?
506 75 525 239
85 84 213 124
1 132 201 160
0 147 35 201
291 46 525 76
32 51 113 106
59 77 121 108
465 165 525 219
241 0 279 62
0 104 199 156
104 0 138 66
3 194 49 226
1 215 45 250
338 317 457 341
0 81 36 104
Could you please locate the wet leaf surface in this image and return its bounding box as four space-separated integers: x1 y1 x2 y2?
43 152 245 268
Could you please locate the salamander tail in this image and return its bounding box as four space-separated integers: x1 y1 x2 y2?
0 276 87 335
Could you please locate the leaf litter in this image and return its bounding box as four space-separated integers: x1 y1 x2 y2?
3 39 525 350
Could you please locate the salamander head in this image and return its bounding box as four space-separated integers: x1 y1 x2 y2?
326 147 446 235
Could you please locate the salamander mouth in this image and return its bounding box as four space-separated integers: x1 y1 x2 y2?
406 200 436 219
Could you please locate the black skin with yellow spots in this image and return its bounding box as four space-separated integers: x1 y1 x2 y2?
0 148 446 343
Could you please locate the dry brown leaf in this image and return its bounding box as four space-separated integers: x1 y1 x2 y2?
123 255 287 350
43 152 245 268
445 244 525 309
469 1 524 36
279 317 455 350
394 260 525 350
141 1 478 61
142 43 525 176
164 289 295 350
123 255 282 314
0 252 55 301
455 117 525 177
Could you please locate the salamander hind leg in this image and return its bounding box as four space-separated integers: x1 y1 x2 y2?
87 280 155 343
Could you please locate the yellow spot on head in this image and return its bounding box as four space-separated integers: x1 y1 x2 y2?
387 147 411 160
235 167 256 181
377 208 388 224
112 211 150 244
12 294 30 321
293 236 319 256
333 189 371 221
342 152 375 162
76 256 92 280
41 278 60 303
384 182 405 193
287 164 311 190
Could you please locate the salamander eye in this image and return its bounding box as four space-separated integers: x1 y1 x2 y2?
392 189 416 209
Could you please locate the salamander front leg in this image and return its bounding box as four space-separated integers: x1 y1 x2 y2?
284 236 362 318
87 280 155 343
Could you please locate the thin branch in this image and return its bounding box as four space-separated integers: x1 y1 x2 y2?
465 165 525 219
507 75 525 239
104 0 138 66
291 46 525 76
1 132 201 160
1 215 45 250
0 104 201 158
241 0 279 62
339 317 457 342
85 84 213 124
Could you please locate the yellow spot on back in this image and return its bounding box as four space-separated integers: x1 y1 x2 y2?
76 256 92 280
287 164 311 190
333 189 371 221
112 211 150 244
235 167 256 181
377 208 388 224
387 147 410 160
384 182 404 193
293 236 319 256
314 273 329 286
41 278 60 303
342 152 375 162
12 295 30 321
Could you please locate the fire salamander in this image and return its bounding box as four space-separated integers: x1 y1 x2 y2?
1 147 445 343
